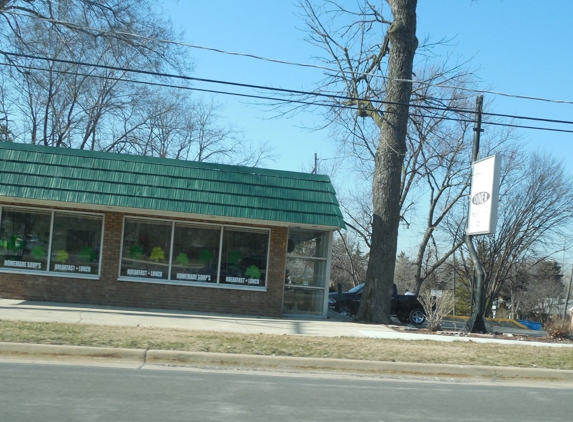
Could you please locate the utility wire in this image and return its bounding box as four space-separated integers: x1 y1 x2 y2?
4 9 573 107
3 49 573 132
3 60 573 135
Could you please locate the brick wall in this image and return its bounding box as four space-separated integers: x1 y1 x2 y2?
0 204 287 317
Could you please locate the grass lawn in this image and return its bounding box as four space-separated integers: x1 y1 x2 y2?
1 320 572 370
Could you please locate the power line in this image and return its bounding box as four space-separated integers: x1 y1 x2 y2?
3 49 573 128
4 9 573 107
2 52 573 134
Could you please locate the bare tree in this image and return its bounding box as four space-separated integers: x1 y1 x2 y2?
330 231 368 291
520 260 564 322
0 1 274 167
457 152 573 317
299 0 418 323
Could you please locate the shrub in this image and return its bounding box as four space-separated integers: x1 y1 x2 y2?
418 290 456 332
545 317 572 339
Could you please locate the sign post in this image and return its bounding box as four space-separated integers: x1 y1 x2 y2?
465 96 501 334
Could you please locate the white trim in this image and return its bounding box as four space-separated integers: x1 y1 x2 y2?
118 276 267 292
0 267 99 280
0 197 343 231
286 254 328 262
322 230 335 318
168 221 175 283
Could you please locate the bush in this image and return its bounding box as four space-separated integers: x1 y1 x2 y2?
418 290 456 332
545 317 572 339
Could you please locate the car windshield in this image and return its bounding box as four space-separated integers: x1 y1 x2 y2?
348 283 364 293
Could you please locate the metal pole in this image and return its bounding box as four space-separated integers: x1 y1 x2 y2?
465 95 489 334
453 250 456 316
562 265 573 319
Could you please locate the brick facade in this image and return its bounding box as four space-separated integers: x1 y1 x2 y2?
0 203 288 317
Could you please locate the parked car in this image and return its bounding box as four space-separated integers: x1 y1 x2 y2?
328 283 426 325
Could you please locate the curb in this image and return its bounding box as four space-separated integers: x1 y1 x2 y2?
2 342 573 383
0 342 144 363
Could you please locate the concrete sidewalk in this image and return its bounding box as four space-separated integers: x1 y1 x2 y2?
1 298 572 347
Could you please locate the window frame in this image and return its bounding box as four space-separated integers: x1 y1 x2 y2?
0 205 105 279
118 215 270 291
283 229 334 317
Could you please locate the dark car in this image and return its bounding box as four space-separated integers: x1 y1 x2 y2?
328 283 426 325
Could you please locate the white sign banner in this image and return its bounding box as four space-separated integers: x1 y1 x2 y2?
467 154 501 235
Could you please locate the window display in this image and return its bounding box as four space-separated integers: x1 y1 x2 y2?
0 208 51 271
171 224 220 283
119 217 269 289
0 206 103 276
220 228 269 287
120 219 172 280
50 213 103 275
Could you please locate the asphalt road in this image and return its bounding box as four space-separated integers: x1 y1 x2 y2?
1 361 571 422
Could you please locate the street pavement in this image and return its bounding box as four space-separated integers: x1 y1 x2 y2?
1 298 573 384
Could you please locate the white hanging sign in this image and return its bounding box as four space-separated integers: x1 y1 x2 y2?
467 154 501 235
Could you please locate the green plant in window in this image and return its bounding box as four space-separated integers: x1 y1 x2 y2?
199 249 214 263
31 245 45 260
150 247 165 263
79 246 96 262
176 252 189 266
56 250 68 263
245 265 261 279
129 245 144 260
228 250 241 265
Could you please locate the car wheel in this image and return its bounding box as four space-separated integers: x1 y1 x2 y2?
339 305 354 317
409 308 425 325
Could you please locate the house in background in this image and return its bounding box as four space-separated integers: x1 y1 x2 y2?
0 142 345 318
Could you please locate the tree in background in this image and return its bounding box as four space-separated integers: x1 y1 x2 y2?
0 0 273 166
394 251 416 293
329 231 368 292
455 152 573 317
520 260 564 322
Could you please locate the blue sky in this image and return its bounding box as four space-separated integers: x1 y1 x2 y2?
162 1 573 257
163 0 573 174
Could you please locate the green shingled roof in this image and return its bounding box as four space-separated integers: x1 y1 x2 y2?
0 142 345 229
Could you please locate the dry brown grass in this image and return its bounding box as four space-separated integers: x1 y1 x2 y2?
1 320 573 370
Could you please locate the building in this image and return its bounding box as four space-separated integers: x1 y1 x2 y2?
0 142 345 317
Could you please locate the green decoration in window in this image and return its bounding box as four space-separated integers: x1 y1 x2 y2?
228 250 242 265
199 249 214 263
6 235 24 252
150 247 165 263
129 245 144 260
245 265 261 279
31 245 45 260
176 252 189 266
79 246 96 262
56 250 69 263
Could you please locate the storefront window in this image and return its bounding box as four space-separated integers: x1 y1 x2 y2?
171 223 220 283
0 208 52 271
285 257 327 288
50 213 103 275
119 218 270 289
283 286 325 315
220 228 269 287
120 219 172 280
284 229 331 316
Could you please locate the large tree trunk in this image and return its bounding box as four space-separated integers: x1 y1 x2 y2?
356 0 418 323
